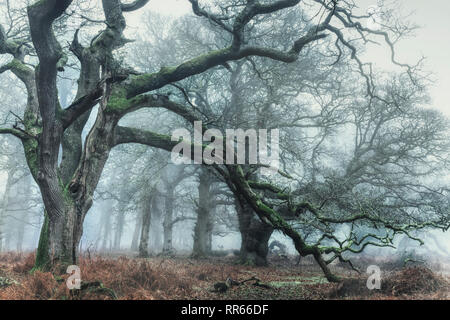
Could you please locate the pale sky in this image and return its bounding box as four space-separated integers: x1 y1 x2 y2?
357 0 450 117
125 0 450 117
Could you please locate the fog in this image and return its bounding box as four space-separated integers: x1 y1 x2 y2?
0 0 449 286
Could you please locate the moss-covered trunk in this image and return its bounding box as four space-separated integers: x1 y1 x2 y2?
33 203 82 272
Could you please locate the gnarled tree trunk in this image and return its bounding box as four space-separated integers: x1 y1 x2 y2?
236 199 273 266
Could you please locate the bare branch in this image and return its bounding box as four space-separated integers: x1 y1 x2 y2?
121 0 150 12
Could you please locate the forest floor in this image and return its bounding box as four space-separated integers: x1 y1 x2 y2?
0 252 448 300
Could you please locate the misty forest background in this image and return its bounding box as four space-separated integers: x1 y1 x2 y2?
0 0 449 290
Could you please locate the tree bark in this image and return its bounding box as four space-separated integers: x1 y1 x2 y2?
113 206 125 250
138 193 153 258
162 185 175 254
236 199 273 266
29 0 118 271
192 170 213 257
0 164 12 252
130 210 142 252
101 201 114 251
33 204 81 271
1 0 341 282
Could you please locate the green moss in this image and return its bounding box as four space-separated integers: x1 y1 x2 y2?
271 276 328 287
21 112 42 180
23 138 39 178
249 181 289 200
0 277 18 288
60 178 74 206
254 200 286 228
106 88 129 112
180 47 232 70
256 200 272 215
125 66 176 93
159 66 177 75
32 212 50 273
7 59 32 75
106 88 149 114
